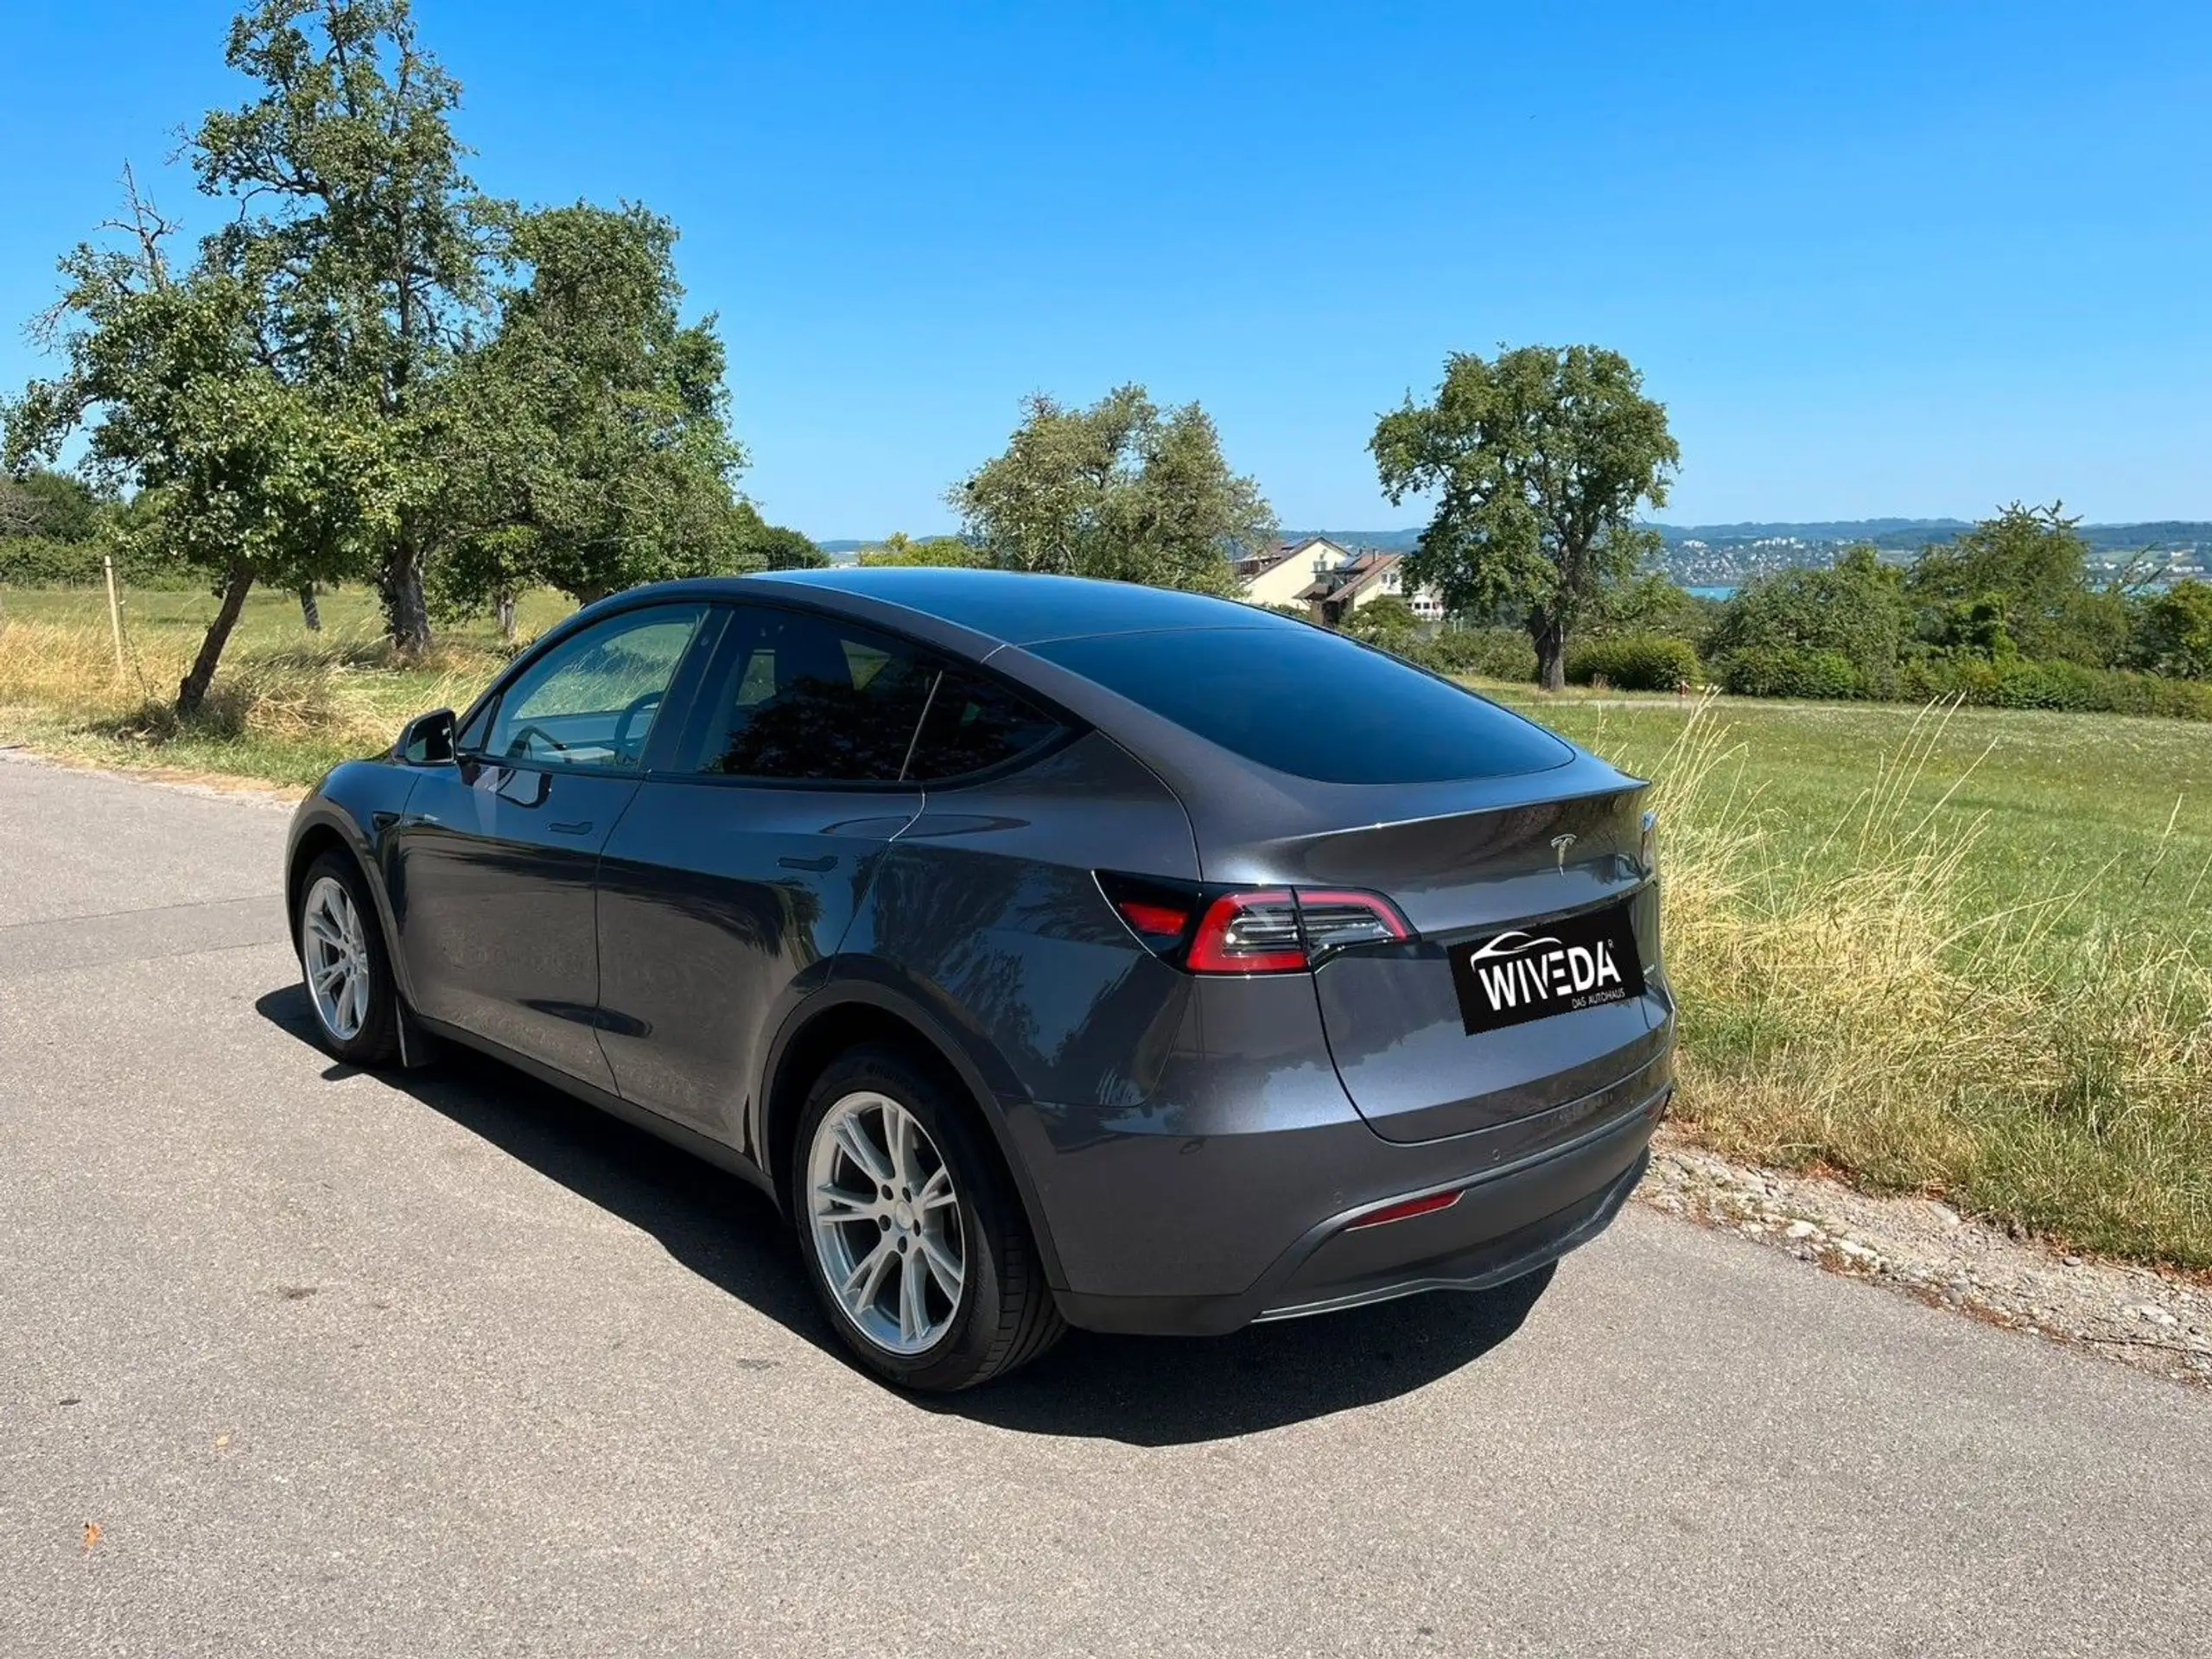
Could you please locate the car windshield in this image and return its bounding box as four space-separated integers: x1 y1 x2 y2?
1027 626 1573 784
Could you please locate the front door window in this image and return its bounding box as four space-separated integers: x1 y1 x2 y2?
481 605 706 771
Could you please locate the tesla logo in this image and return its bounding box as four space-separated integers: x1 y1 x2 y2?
1550 833 1577 872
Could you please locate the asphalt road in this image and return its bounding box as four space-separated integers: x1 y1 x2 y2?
3 753 2208 1658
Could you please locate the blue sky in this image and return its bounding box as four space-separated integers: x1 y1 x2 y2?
3 1 2209 539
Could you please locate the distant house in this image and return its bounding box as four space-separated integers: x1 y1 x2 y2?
1236 536 1445 625
1232 537 1345 610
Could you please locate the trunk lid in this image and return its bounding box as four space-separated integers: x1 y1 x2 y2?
1200 758 1669 1145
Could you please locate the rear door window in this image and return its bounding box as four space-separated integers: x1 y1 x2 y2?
906 668 1065 781
1026 626 1572 784
671 606 938 783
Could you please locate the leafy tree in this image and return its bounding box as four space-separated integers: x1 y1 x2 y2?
191 0 495 653
1707 545 1910 695
2133 579 2212 680
426 201 749 612
950 385 1275 593
859 531 982 568
4 177 400 713
1372 345 1679 690
0 468 102 542
1590 571 1718 650
732 505 828 570
1341 594 1420 648
1906 503 2128 668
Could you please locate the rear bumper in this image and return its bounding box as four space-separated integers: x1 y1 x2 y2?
1051 1074 1667 1337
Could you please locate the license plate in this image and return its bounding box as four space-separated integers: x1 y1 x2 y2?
1448 902 1646 1036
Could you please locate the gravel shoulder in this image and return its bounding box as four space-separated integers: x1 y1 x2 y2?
1641 1129 2212 1389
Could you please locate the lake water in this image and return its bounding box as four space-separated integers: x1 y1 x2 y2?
1685 585 1737 601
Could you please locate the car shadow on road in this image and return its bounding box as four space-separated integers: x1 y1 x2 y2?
256 983 1555 1447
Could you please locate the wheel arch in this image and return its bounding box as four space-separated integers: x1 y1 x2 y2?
285 822 356 953
758 982 1066 1292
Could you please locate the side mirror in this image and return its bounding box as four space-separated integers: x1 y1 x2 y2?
397 707 457 766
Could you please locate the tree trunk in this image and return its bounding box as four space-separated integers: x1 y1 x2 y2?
178 563 256 717
381 535 432 656
298 583 321 632
1532 609 1568 691
495 590 517 643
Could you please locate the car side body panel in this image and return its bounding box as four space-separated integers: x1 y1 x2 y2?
594 778 923 1141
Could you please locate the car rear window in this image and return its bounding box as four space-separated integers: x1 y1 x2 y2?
1027 626 1573 784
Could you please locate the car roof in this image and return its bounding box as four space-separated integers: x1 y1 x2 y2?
652 566 1306 647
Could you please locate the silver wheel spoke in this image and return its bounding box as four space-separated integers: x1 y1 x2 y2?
919 1231 963 1300
842 1238 896 1307
891 1108 922 1189
806 1090 968 1357
898 1251 928 1345
301 876 370 1043
813 1184 874 1221
834 1116 893 1185
916 1166 957 1212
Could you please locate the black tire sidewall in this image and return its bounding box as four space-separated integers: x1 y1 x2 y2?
297 849 400 1067
791 1047 1020 1391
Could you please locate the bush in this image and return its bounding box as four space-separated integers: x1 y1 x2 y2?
0 537 108 586
1567 632 1700 691
1707 548 1907 696
1411 626 1538 683
1897 656 2212 721
1716 645 1861 700
0 536 199 590
1343 594 1420 646
2133 580 2212 681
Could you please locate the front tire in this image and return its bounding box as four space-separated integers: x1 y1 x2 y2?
296 850 402 1068
792 1046 1064 1391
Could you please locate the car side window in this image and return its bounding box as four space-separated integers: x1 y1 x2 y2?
480 604 705 772
906 667 1064 781
675 606 937 783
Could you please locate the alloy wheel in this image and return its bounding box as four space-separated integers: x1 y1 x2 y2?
302 874 371 1043
806 1090 967 1355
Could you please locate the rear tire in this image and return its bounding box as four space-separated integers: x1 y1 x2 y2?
791 1046 1064 1391
295 850 403 1068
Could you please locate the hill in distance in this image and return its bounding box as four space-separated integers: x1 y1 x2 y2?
1287 521 2212 553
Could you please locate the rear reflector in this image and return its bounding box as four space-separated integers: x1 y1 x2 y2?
1344 1189 1462 1230
1115 899 1192 938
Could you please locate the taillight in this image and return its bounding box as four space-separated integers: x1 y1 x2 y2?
1186 890 1307 973
1098 873 1411 975
1294 889 1411 954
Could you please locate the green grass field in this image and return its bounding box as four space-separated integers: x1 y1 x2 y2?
1514 692 2212 954
5 582 2208 1268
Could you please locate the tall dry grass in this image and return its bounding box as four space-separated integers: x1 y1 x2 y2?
0 612 493 778
1643 696 2212 1266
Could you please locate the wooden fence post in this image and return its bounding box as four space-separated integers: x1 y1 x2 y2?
104 555 125 681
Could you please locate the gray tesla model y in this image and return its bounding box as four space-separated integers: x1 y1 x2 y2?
286 569 1674 1389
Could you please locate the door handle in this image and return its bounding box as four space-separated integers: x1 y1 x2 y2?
779 855 836 872
549 820 594 836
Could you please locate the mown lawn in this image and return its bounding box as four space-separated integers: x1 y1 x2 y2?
5 582 2209 1268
